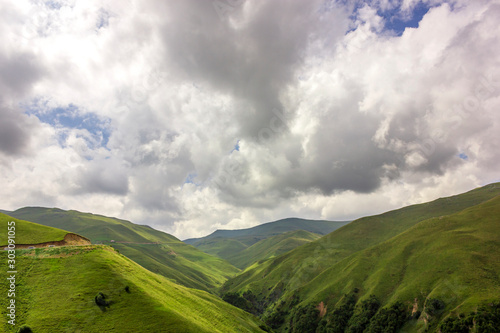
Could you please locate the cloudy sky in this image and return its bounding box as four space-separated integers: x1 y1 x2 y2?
0 0 499 239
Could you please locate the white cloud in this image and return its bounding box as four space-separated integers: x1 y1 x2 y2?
0 0 499 239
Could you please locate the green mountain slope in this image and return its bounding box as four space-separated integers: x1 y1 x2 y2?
221 183 500 331
5 207 239 292
0 245 265 332
185 218 349 268
0 212 70 245
227 230 321 269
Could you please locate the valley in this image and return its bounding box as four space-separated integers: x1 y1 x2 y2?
1 183 499 332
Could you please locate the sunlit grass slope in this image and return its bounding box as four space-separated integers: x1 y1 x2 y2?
227 230 321 269
186 218 349 267
5 207 239 291
0 246 265 333
222 183 500 316
0 213 69 245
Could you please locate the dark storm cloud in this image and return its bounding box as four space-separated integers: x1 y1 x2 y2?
158 0 349 137
0 104 34 156
0 50 44 156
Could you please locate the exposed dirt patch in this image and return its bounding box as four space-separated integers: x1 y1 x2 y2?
317 301 327 318
3 233 91 249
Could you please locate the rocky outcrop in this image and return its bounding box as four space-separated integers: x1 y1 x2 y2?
2 233 91 249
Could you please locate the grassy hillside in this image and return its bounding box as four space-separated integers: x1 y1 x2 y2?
0 213 69 245
221 183 500 332
185 218 349 245
227 230 321 269
186 218 349 268
5 207 239 292
0 246 266 332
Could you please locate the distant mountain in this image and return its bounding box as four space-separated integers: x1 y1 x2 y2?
184 218 349 268
185 218 349 245
227 229 322 269
221 182 500 332
5 207 239 292
0 244 266 332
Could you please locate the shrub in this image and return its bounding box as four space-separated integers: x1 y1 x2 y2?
346 295 380 333
289 304 320 333
317 293 357 333
365 301 409 333
17 325 33 333
425 298 445 316
125 285 131 293
95 292 109 307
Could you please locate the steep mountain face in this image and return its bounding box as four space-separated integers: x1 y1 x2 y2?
0 245 266 333
221 183 500 332
185 218 349 268
5 207 239 292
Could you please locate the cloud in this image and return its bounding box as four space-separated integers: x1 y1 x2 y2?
0 0 499 239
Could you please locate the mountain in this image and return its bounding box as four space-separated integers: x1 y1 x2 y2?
227 230 322 269
0 244 266 332
4 207 239 292
221 182 500 332
0 212 89 247
185 218 349 268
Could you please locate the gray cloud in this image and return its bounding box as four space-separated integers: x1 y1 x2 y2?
158 0 349 137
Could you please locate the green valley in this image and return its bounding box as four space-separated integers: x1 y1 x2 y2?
185 218 349 269
4 208 238 292
220 182 500 332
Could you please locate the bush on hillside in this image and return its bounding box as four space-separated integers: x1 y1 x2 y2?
95 292 109 307
439 301 500 333
424 298 445 316
365 301 409 333
317 293 357 333
222 292 258 314
346 295 380 333
265 307 288 329
289 304 320 333
17 325 33 333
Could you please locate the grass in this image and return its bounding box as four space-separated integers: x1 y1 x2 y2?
5 208 239 292
0 213 69 246
0 245 265 332
221 182 500 332
226 230 321 269
186 218 349 268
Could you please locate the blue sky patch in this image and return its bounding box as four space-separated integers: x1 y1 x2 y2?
458 153 468 160
25 102 112 149
232 140 240 152
379 1 432 36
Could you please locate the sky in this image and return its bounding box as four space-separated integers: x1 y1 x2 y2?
0 0 499 240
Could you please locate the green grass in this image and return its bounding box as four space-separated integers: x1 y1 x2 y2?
226 230 321 269
5 207 239 292
0 213 69 245
297 195 500 331
221 182 500 332
0 246 265 332
186 218 349 268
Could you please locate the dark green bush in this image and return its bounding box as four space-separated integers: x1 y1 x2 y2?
265 308 288 329
95 292 109 307
317 293 357 333
17 325 33 333
346 295 380 333
289 304 320 333
365 301 409 333
439 301 500 333
425 298 445 315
